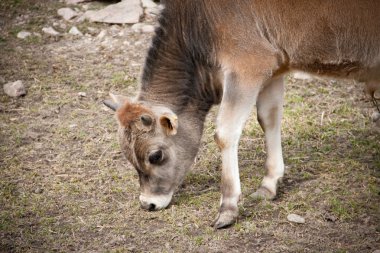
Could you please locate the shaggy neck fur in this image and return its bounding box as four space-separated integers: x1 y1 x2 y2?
138 0 222 118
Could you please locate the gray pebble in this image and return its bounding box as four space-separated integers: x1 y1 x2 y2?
17 31 32 39
3 80 27 97
287 213 305 224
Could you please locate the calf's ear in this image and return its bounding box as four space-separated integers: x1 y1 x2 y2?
159 111 178 136
103 93 130 111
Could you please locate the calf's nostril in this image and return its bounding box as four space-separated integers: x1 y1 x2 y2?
148 203 156 211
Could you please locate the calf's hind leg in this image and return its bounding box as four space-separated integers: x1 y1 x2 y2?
212 72 265 229
251 76 285 200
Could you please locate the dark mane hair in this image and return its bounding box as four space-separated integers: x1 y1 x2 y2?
139 0 221 112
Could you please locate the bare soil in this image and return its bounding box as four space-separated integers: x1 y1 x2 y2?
1 1 379 252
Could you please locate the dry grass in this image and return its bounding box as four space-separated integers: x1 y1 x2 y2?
1 0 379 252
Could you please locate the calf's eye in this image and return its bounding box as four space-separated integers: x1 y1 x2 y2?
148 150 164 165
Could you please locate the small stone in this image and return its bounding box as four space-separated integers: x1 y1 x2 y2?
118 29 127 37
84 0 143 24
82 4 89 11
97 30 107 39
87 27 97 34
3 80 26 97
141 24 155 33
59 22 67 30
57 8 78 21
372 250 380 253
65 0 89 4
375 118 380 128
34 188 44 194
371 112 380 122
293 72 314 80
69 124 78 128
141 0 157 8
75 15 86 23
145 7 161 16
69 26 83 36
314 188 322 194
17 31 31 39
110 25 120 32
127 246 136 252
287 213 305 224
42 26 60 36
131 23 144 33
78 92 86 97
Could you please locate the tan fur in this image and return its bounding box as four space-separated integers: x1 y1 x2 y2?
108 0 380 221
214 0 380 87
117 102 152 128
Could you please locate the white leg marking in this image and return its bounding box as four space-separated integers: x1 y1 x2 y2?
256 76 285 197
215 72 263 212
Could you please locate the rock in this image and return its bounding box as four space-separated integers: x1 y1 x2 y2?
141 24 155 33
86 27 98 36
78 92 86 97
3 80 27 97
96 29 107 39
127 246 136 252
75 15 86 23
117 29 127 37
109 25 121 34
372 111 380 128
372 250 380 253
287 213 305 224
17 31 31 39
82 4 89 11
69 26 83 36
57 8 78 21
131 23 144 33
42 26 60 36
34 188 44 194
131 23 154 33
84 0 143 24
87 27 97 33
145 7 161 16
371 112 380 122
314 188 322 194
58 22 67 30
293 71 314 80
141 0 157 8
64 0 91 4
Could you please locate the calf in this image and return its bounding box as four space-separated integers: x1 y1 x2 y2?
104 0 380 228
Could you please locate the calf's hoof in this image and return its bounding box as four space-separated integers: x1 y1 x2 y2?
211 205 239 229
250 186 276 200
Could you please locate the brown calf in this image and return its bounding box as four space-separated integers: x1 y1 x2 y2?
105 0 380 228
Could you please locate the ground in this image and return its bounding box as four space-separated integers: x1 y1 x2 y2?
0 1 379 252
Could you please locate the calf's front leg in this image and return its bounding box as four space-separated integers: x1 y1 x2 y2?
212 72 263 229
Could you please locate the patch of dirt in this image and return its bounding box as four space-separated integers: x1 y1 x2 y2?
1 1 379 252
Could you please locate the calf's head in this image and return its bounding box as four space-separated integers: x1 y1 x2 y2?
104 94 200 211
